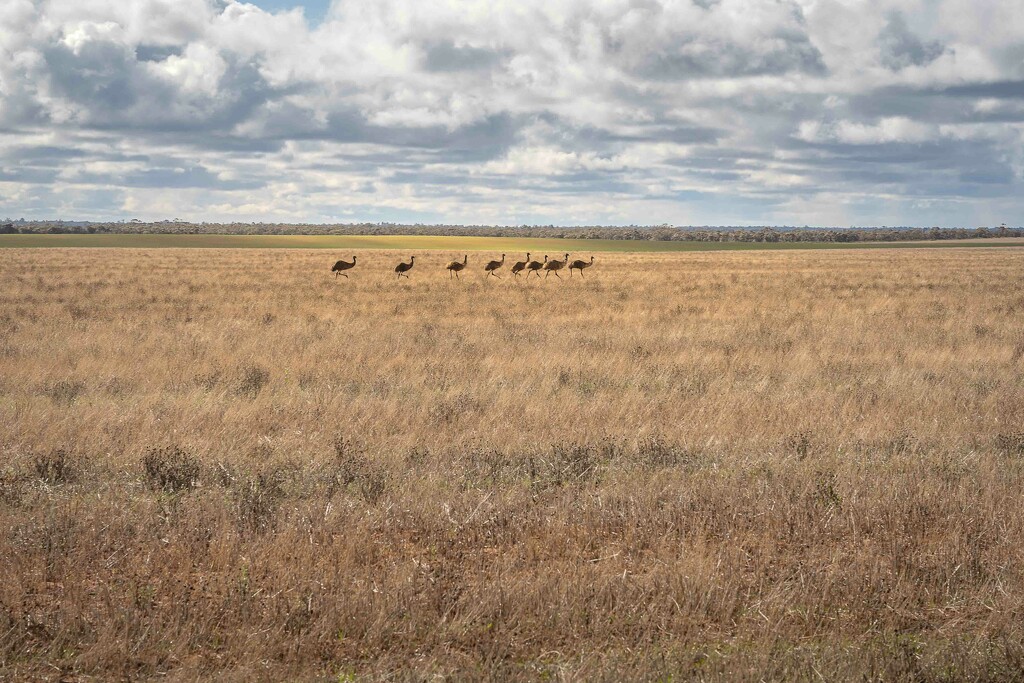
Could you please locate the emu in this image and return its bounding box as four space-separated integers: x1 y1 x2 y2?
484 253 506 277
511 253 530 277
568 255 594 277
331 256 357 278
543 253 569 279
446 255 468 279
394 255 415 279
526 255 546 278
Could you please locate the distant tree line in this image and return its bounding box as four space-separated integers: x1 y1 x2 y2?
3 219 1022 242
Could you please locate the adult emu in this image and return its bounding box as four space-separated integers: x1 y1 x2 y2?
331 256 357 278
446 255 468 279
543 253 569 279
511 253 530 277
395 256 415 278
568 256 594 277
484 253 506 277
526 255 546 278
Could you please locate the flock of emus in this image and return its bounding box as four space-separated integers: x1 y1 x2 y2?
331 253 596 280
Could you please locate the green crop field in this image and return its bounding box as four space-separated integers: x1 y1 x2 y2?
1 233 1022 251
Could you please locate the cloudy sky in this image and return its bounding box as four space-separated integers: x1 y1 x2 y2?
1 0 1022 226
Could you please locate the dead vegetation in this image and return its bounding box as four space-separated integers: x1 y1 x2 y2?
1 246 1023 681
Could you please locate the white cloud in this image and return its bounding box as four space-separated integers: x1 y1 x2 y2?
0 0 1022 226
149 43 226 95
479 146 627 175
799 116 937 144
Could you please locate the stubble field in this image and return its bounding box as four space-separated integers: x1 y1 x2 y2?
2 246 1024 681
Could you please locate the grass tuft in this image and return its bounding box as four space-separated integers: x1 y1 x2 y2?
33 447 78 484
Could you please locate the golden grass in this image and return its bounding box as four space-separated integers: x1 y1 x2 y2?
2 246 1024 681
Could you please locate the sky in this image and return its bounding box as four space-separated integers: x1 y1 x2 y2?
1 0 1022 227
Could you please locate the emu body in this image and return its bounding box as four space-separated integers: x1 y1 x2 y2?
331 256 356 278
484 253 506 277
543 253 570 279
569 256 594 277
511 253 530 277
394 256 415 278
526 255 546 278
446 255 468 279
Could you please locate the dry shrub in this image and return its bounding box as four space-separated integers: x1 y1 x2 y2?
786 431 814 459
142 445 200 492
42 379 86 405
427 392 481 425
33 447 77 484
234 469 287 533
995 432 1024 458
0 470 24 506
549 442 599 484
460 445 515 487
232 362 270 398
813 469 843 509
635 433 699 470
330 436 388 503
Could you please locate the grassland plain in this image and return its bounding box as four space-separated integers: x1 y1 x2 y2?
1 246 1024 681
2 233 1024 251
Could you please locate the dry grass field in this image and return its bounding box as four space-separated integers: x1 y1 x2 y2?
2 246 1024 681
